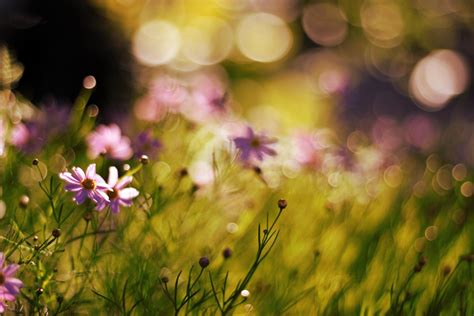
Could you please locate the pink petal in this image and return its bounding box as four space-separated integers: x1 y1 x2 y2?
74 190 87 204
71 167 86 181
3 264 19 277
115 176 133 189
64 183 83 192
108 167 118 187
59 172 80 184
119 188 139 200
86 164 96 178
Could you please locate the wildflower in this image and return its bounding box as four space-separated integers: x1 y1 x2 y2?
59 164 110 205
0 253 23 313
96 167 139 214
133 130 162 159
233 127 277 163
86 124 133 160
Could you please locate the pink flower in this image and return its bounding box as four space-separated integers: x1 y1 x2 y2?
59 164 111 205
86 124 133 160
233 127 277 163
96 167 139 213
181 73 229 123
293 133 323 170
0 253 23 313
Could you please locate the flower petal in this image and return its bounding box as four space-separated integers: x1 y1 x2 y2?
71 167 86 182
119 188 139 200
64 183 83 192
59 172 80 185
86 164 96 178
74 190 87 204
116 176 133 189
3 264 19 277
108 166 118 187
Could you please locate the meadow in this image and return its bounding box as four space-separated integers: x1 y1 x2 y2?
0 0 473 315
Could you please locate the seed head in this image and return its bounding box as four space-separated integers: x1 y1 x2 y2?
278 199 287 210
52 228 61 238
161 276 169 283
32 158 39 166
199 256 210 268
222 247 232 259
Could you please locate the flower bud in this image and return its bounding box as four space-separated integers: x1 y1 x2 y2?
278 199 287 210
199 256 210 268
140 155 149 165
19 195 30 208
222 247 232 259
52 228 61 238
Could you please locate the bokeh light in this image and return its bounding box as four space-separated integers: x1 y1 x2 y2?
132 20 181 66
236 12 293 63
409 50 470 111
302 3 348 47
182 17 233 65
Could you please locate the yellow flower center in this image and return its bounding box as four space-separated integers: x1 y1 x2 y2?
81 178 96 190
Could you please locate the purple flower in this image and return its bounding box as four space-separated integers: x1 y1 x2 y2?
59 164 111 205
233 127 277 163
0 253 23 313
10 122 46 154
86 124 133 160
10 100 71 154
133 130 162 159
96 167 139 213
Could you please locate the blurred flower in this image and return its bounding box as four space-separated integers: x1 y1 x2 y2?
293 133 324 170
181 73 229 123
233 127 277 163
150 76 188 113
9 100 70 154
0 253 23 313
86 124 133 160
96 166 139 214
134 76 188 122
10 122 44 154
133 130 162 159
59 164 111 205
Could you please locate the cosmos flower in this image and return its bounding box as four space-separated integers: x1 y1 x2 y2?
132 130 162 159
59 164 111 205
0 253 23 313
86 124 133 160
233 127 277 163
96 167 139 213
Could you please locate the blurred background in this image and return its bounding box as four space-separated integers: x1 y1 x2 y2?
1 0 473 164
